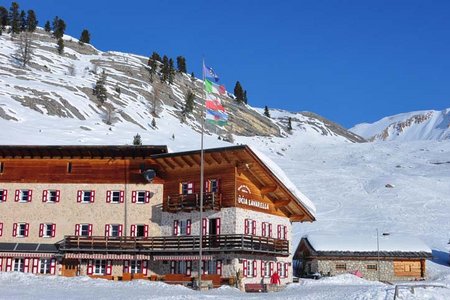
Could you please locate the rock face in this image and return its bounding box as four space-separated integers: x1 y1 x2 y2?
351 109 450 141
0 28 363 143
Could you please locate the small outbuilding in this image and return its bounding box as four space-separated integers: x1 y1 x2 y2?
294 234 432 282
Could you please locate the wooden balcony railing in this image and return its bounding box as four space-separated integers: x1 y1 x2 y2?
164 192 222 213
60 234 289 256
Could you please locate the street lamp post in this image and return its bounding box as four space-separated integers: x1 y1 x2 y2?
376 228 381 281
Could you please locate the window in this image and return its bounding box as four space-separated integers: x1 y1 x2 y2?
130 260 142 274
367 264 377 270
205 179 220 193
77 190 95 203
39 223 56 238
67 162 72 173
180 182 194 195
39 259 52 274
106 190 124 203
42 190 60 203
13 258 25 272
243 260 257 277
105 224 122 237
75 224 92 237
15 189 32 203
282 263 289 278
170 260 192 275
131 224 148 238
335 264 347 270
94 260 106 275
173 220 191 236
277 225 287 240
202 260 222 275
261 261 270 277
13 223 29 237
132 191 150 203
245 219 257 235
0 189 7 202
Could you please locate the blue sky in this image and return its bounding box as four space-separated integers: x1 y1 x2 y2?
12 0 450 127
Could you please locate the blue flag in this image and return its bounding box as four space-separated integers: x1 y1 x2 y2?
203 62 220 82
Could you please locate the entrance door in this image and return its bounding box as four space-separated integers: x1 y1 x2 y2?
62 259 79 277
208 218 221 248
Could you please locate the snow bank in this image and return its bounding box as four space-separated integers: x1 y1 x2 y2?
249 146 317 218
305 233 432 253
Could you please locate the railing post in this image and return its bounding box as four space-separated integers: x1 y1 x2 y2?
212 192 215 208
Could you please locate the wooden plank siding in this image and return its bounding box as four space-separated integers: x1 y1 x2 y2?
0 158 162 184
393 260 422 277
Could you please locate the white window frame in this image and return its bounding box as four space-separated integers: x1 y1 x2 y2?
130 260 142 274
13 258 25 272
110 224 120 237
0 189 6 202
80 224 90 237
47 190 58 203
93 260 106 275
177 261 187 274
43 223 54 238
136 191 146 204
39 259 51 274
179 220 187 235
17 223 27 237
110 191 121 204
135 224 146 237
263 261 270 277
19 189 31 203
181 182 193 195
81 191 93 203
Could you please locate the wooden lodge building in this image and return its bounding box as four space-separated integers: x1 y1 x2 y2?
0 145 316 286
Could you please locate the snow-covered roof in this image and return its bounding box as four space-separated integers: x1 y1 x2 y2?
303 233 432 253
249 146 317 218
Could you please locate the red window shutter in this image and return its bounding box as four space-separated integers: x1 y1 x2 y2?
77 190 82 202
252 260 257 277
144 225 149 237
216 218 221 235
12 223 17 237
270 262 274 276
186 219 191 235
106 260 112 275
24 258 30 273
130 225 136 237
268 223 273 237
262 222 267 237
50 258 56 274
131 191 137 203
39 224 44 237
118 224 123 237
205 180 210 193
29 190 33 202
42 190 48 202
243 260 247 277
142 260 148 275
277 225 281 239
120 191 125 203
188 182 194 194
2 189 7 202
14 190 19 202
0 223 3 237
51 224 56 237
252 220 256 236
106 190 111 203
186 260 192 276
123 260 129 273
56 190 60 202
170 261 175 274
145 191 150 203
86 260 93 275
173 220 179 236
105 224 110 237
202 218 207 235
75 224 80 235
6 257 12 271
244 219 249 235
24 223 29 237
0 257 2 271
283 226 287 240
90 190 95 202
277 262 281 274
261 261 265 277
284 263 289 278
88 224 93 236
216 260 222 276
32 258 39 273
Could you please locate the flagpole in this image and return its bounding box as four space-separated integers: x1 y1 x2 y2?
198 58 206 290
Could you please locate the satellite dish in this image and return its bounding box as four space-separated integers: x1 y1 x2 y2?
142 169 156 182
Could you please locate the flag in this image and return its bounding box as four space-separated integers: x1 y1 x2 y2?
203 62 220 82
205 79 226 95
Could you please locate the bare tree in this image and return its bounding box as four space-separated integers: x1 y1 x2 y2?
150 86 161 116
103 103 118 125
67 63 76 76
15 31 34 68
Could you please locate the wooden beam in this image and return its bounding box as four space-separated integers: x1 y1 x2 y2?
169 157 184 168
210 152 222 164
290 215 306 222
220 152 232 164
273 199 291 208
162 158 176 169
261 185 278 196
179 156 194 167
190 154 201 165
204 155 213 165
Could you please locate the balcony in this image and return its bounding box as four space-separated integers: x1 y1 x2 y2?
60 234 289 256
164 192 222 213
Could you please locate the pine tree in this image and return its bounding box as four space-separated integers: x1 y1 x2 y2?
52 16 59 31
93 71 107 105
263 106 271 118
44 20 51 32
57 38 64 54
287 117 293 132
168 58 175 84
147 55 157 82
243 90 248 104
26 10 37 32
160 55 169 83
151 118 156 127
176 56 187 73
9 2 20 34
190 72 195 81
183 90 195 114
0 6 8 29
19 10 26 32
151 51 161 62
53 17 66 39
234 81 244 103
133 134 142 146
79 29 90 44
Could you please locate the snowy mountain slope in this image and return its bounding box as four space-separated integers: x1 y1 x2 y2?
0 28 363 145
350 108 450 141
